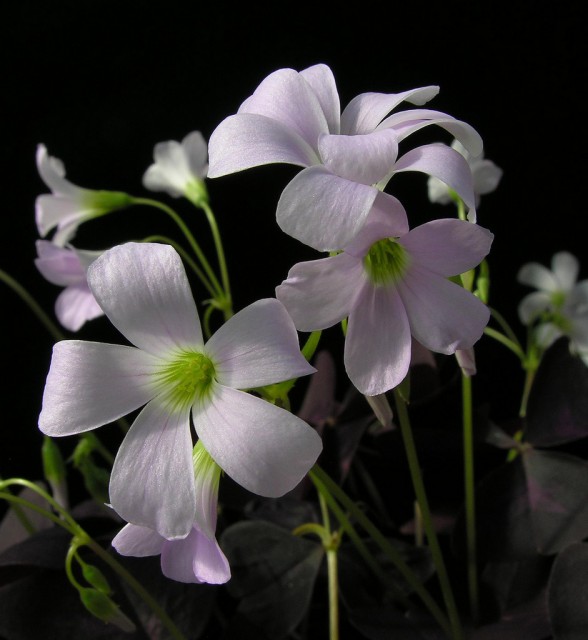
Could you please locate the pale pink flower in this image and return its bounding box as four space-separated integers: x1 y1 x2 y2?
208 63 482 251
34 240 104 331
39 242 322 539
276 195 493 395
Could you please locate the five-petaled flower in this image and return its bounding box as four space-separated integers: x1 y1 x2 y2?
36 144 132 246
428 139 503 207
34 240 104 332
39 242 322 539
142 131 209 206
276 194 493 395
208 63 482 251
518 251 588 364
113 442 231 584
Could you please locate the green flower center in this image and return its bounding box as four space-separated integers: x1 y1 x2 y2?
156 350 216 411
363 237 410 286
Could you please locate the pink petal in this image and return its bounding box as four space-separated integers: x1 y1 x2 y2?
340 87 439 135
276 253 366 331
54 283 104 332
318 129 398 185
300 64 341 134
345 285 412 395
87 243 203 357
39 341 160 436
109 400 196 539
35 240 85 286
277 166 379 251
192 442 221 539
399 267 490 354
195 385 322 497
112 523 164 557
206 298 315 390
400 219 493 276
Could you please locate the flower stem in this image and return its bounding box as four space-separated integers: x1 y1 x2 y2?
483 326 526 361
461 373 479 625
392 389 463 640
318 492 339 640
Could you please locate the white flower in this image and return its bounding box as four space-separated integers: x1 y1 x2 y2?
39 242 322 539
142 131 209 205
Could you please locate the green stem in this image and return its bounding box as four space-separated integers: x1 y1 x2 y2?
0 269 64 341
301 330 322 362
489 307 522 351
318 492 339 640
393 389 463 640
309 466 451 636
483 327 526 361
461 373 479 625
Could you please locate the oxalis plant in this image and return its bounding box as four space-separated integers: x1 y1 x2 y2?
1 63 588 640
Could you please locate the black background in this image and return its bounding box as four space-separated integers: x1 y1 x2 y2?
2 2 586 483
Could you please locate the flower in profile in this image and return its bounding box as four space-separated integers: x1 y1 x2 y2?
34 240 104 331
142 131 209 206
428 139 503 207
518 251 588 363
36 145 132 246
276 194 493 395
208 63 483 251
39 242 322 539
113 442 231 584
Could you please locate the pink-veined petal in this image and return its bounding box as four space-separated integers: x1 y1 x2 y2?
340 87 439 135
276 253 366 331
345 284 412 395
35 240 85 286
161 527 230 584
54 284 104 332
206 298 315 389
109 400 195 539
300 63 341 134
392 144 477 221
207 113 319 177
112 523 164 557
87 243 203 356
237 67 329 149
318 129 398 185
552 252 580 291
518 291 552 324
399 267 490 354
277 166 379 251
195 385 322 497
400 219 493 276
39 341 160 436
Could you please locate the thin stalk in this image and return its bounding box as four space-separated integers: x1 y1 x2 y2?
461 373 479 625
318 492 339 640
0 269 64 341
393 389 463 640
489 307 523 351
310 466 451 636
483 326 526 361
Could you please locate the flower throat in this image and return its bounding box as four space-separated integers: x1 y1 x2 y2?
363 238 409 286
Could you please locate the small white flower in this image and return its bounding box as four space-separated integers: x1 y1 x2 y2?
142 131 209 205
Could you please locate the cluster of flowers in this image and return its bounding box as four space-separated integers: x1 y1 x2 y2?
32 63 587 587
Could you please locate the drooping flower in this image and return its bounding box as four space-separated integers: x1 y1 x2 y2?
39 242 322 539
428 139 503 207
34 240 104 331
36 145 132 246
276 194 493 395
142 131 209 206
208 63 482 251
113 441 231 584
518 251 588 363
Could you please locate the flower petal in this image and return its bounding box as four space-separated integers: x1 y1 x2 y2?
392 144 477 221
35 195 90 239
36 144 81 197
552 252 579 291
518 291 551 324
192 441 222 539
109 400 196 539
517 262 559 292
345 284 412 395
473 159 503 196
35 240 85 286
54 283 104 331
87 243 203 356
300 63 341 134
112 523 164 557
340 87 439 135
206 298 315 389
195 385 322 497
207 113 319 177
183 130 209 177
161 527 230 584
39 341 160 436
399 267 490 354
400 219 493 276
277 166 379 251
276 253 365 331
318 129 398 185
238 67 329 150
